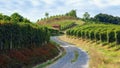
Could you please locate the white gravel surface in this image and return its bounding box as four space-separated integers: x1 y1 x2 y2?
47 36 89 68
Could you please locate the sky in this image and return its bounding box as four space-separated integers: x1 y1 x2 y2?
0 0 120 22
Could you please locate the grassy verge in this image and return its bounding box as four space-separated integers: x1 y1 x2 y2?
33 40 66 68
59 35 120 68
71 50 79 63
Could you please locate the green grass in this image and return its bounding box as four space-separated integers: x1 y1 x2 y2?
71 50 79 63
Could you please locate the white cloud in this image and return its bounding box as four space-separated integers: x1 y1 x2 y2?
0 0 120 22
42 0 56 5
91 0 120 8
30 0 40 6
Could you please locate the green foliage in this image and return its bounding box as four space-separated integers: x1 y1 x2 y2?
0 13 3 20
48 28 59 36
83 12 90 20
0 13 11 22
66 24 120 45
11 13 24 23
45 12 49 18
0 23 50 50
66 10 77 18
3 15 11 21
94 13 120 24
10 12 30 23
0 12 31 23
60 21 75 30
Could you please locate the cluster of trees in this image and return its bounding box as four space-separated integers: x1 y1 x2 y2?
0 13 31 23
39 10 77 21
65 10 77 18
82 12 120 24
0 23 50 50
66 24 120 44
94 13 120 24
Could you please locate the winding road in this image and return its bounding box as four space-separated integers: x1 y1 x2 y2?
47 36 89 68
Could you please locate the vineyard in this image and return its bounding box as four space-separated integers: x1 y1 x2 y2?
57 21 75 30
0 22 61 67
0 23 50 50
66 24 120 45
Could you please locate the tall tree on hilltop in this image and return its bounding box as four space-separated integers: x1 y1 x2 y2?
45 12 49 18
83 12 90 20
10 12 23 23
83 12 90 22
66 10 77 18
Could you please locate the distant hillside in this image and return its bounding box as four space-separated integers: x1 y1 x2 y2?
37 16 78 25
37 10 85 31
37 10 78 25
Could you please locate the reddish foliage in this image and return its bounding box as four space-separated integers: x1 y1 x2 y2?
0 55 10 67
0 43 59 68
8 50 28 64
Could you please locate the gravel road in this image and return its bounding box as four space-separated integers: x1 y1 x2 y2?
47 36 89 68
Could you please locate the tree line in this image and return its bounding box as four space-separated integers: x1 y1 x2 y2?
0 12 31 23
83 12 120 24
39 10 77 21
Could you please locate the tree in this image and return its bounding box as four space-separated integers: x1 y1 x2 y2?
45 12 49 18
23 18 31 23
83 12 90 21
66 10 77 18
0 13 3 20
3 15 11 21
10 12 23 23
0 13 11 23
94 13 120 24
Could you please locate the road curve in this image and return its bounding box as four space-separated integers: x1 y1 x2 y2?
47 36 89 68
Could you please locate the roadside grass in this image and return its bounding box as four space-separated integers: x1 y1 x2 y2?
59 35 120 68
33 40 66 68
71 50 79 63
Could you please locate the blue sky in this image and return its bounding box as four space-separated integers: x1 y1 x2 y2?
0 0 120 22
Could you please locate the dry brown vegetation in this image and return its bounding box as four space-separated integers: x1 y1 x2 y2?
59 35 120 68
0 43 60 68
37 16 77 25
